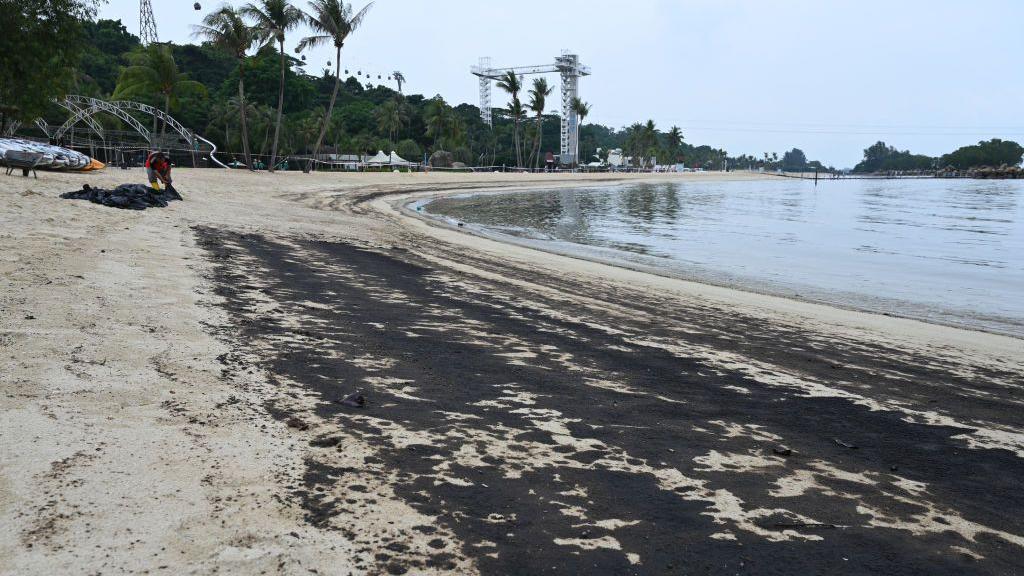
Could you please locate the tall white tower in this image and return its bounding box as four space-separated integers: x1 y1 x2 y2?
471 53 590 164
140 0 159 46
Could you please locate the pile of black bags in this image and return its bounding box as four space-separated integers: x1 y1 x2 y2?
61 183 182 210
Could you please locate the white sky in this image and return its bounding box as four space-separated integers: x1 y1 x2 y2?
99 0 1024 167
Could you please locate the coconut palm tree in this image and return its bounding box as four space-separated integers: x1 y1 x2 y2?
570 97 590 167
113 44 206 148
506 99 526 168
374 97 407 144
222 95 257 151
527 77 552 170
243 0 303 172
665 125 683 164
391 70 405 93
249 103 275 161
496 71 522 167
643 120 659 168
296 0 372 172
424 96 451 150
193 6 256 168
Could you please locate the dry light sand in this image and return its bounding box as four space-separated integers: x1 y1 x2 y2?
1 168 1022 575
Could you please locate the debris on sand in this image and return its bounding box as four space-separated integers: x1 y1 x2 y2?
772 445 793 456
60 184 182 210
338 393 366 408
286 417 309 430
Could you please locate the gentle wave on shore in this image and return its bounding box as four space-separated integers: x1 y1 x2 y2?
422 178 1024 337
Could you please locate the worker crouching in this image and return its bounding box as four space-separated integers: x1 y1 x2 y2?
145 151 173 191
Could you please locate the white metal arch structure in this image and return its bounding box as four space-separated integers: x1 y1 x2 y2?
52 96 228 168
55 96 161 142
3 121 21 137
54 97 105 140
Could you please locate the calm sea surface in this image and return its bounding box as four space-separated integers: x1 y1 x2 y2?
422 178 1024 337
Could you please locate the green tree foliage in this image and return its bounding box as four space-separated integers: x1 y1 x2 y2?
570 97 591 166
664 126 683 163
853 141 934 173
222 47 314 113
396 138 421 162
243 0 304 171
298 0 373 170
940 139 1024 169
527 78 552 168
374 98 408 143
79 19 141 96
0 0 98 128
496 72 524 167
424 96 453 150
781 148 807 171
194 6 258 167
113 44 207 141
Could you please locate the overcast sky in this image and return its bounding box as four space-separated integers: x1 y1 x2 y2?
98 0 1024 167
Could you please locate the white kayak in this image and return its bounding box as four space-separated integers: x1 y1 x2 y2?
0 138 97 171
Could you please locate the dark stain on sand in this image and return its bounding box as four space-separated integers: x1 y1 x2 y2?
196 227 1024 575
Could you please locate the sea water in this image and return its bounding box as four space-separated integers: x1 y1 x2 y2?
423 178 1024 337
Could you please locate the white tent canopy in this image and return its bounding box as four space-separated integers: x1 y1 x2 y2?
389 151 414 166
365 150 390 165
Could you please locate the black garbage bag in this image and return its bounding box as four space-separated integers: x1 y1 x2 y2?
60 183 183 210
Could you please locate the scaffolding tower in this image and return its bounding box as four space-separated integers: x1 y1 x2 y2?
472 52 591 163
140 0 159 46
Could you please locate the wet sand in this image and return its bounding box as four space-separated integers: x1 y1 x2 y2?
1 169 1022 574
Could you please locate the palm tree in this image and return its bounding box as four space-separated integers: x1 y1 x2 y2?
527 77 552 170
570 97 590 167
632 119 658 168
375 98 407 144
243 0 304 172
424 97 451 150
391 70 405 93
223 95 257 151
496 71 522 167
666 125 683 164
246 104 275 161
113 44 206 149
296 0 372 172
193 6 256 168
506 99 526 168
298 108 323 153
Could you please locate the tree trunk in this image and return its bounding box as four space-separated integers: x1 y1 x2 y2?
269 40 286 172
238 62 252 170
576 117 582 168
513 117 521 167
536 115 543 170
308 45 342 173
162 94 170 151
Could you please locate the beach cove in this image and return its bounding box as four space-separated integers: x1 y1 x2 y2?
2 170 1023 574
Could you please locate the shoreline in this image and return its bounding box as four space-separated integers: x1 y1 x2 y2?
401 184 1024 341
376 185 1023 361
2 169 1022 574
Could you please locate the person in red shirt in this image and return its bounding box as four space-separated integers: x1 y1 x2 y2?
145 151 172 191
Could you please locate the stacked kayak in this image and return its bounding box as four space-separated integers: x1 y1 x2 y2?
0 138 103 171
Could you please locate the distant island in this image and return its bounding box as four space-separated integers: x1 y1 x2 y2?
851 139 1024 175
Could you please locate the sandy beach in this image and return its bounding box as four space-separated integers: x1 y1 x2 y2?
2 168 1022 574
